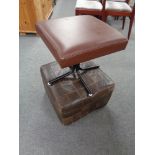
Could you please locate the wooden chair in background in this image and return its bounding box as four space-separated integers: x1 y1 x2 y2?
75 0 104 20
75 0 135 39
102 0 135 39
107 0 130 20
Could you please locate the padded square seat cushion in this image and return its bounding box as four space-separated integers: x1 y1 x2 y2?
106 1 132 12
36 15 128 68
75 0 103 10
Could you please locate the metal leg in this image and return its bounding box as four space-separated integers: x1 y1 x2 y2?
79 65 99 71
76 70 93 97
48 70 73 86
48 63 99 96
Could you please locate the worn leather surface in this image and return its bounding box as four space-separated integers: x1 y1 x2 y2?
40 61 115 125
36 15 128 68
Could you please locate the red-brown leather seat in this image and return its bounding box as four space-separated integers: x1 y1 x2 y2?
36 15 128 68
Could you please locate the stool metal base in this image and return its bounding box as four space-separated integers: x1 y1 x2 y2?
47 64 99 96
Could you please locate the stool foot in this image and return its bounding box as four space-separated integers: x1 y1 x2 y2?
77 70 93 97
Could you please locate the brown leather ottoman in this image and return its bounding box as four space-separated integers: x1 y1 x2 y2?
36 15 128 124
40 61 115 125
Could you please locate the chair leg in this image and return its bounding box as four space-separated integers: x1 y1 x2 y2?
103 14 107 22
122 17 126 30
75 10 79 16
101 12 106 22
128 17 134 39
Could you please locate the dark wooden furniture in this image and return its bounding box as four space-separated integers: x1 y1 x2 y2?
75 0 130 17
75 0 134 39
103 0 135 39
107 0 130 20
41 61 115 125
75 0 104 19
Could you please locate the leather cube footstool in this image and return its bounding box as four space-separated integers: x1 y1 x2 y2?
36 15 128 124
40 61 114 125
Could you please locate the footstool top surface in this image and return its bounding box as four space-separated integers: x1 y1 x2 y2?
36 15 128 68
